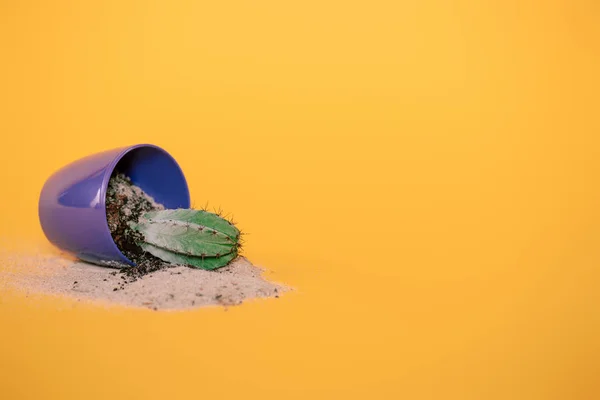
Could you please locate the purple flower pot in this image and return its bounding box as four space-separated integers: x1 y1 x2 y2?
39 144 190 267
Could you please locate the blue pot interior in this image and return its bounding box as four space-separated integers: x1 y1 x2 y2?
112 147 190 210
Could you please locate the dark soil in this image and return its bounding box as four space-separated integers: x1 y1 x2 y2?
105 173 169 279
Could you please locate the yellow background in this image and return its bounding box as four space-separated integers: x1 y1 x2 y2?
1 1 599 398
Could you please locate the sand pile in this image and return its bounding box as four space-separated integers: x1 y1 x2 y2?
0 244 287 310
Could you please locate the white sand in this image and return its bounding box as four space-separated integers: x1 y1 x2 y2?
0 244 288 311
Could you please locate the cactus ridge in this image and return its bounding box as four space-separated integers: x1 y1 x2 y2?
143 209 239 240
130 209 241 270
139 243 238 271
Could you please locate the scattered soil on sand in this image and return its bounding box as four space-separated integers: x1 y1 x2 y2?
0 243 288 310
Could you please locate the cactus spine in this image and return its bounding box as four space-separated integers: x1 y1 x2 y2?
129 209 241 270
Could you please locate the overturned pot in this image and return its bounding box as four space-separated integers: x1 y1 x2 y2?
38 144 190 267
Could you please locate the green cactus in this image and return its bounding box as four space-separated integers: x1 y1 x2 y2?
129 209 241 270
